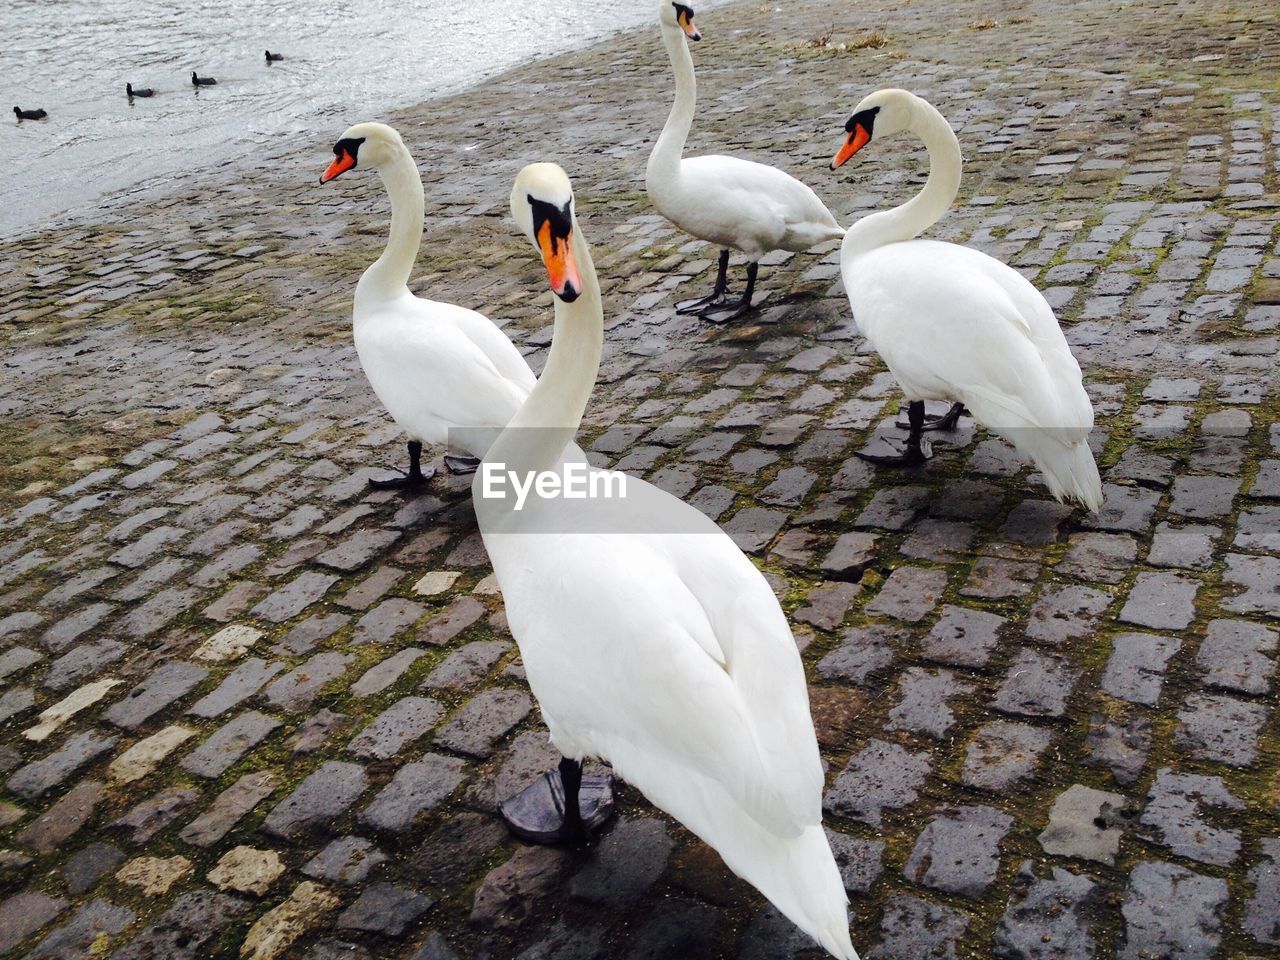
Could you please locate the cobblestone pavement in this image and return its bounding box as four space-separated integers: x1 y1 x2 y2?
3 0 1279 957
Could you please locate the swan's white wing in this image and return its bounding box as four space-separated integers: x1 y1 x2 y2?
850 240 1091 435
672 155 842 253
428 298 538 394
492 519 822 837
355 303 530 450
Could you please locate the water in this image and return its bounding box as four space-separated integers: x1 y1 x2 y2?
2 0 717 239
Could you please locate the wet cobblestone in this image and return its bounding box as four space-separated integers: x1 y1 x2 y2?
2 0 1279 955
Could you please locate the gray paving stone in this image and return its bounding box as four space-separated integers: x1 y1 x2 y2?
1025 585 1112 645
865 567 947 622
1196 618 1276 693
337 882 433 936
1243 837 1280 946
994 862 1102 960
420 596 486 645
905 804 1013 897
353 597 427 644
7 731 119 799
962 721 1053 792
868 894 970 960
15 780 106 853
821 531 879 580
1102 633 1181 705
920 606 1005 668
1059 532 1137 583
1175 692 1267 766
794 581 860 632
1169 474 1240 518
1223 554 1280 618
179 771 277 847
816 625 902 684
621 901 718 960
569 816 674 906
1139 769 1242 867
824 739 932 827
25 899 135 960
287 708 349 753
43 639 127 690
351 647 426 697
303 836 388 885
348 696 444 760
111 785 199 843
1039 784 1132 865
0 891 68 955
249 570 339 622
187 657 285 717
1119 861 1227 960
421 640 510 690
1118 572 1198 630
262 761 370 839
62 842 126 895
1085 485 1160 534
361 753 466 832
180 710 280 778
103 660 208 729
262 651 353 711
887 667 973 738
435 688 532 758
992 650 1081 718
110 890 247 960
1148 522 1217 569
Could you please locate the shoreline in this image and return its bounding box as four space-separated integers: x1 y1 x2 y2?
2 0 737 244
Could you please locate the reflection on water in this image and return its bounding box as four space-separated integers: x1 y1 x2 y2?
3 0 719 239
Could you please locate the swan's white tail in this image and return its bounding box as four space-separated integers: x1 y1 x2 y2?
623 759 860 960
1005 428 1103 513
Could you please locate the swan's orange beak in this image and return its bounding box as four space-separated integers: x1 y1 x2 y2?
831 124 871 169
321 149 357 184
678 7 701 40
537 220 582 302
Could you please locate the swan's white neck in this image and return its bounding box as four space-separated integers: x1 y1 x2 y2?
646 22 695 194
483 221 602 478
358 145 425 303
841 99 961 262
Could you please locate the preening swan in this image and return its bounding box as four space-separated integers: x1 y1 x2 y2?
831 89 1102 512
646 0 844 323
477 162 860 960
320 122 537 485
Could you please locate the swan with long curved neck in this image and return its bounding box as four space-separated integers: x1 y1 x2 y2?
476 163 860 960
646 0 844 323
320 122 537 485
831 89 1102 511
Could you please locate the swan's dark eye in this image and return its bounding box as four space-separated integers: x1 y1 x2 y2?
845 106 880 135
333 136 365 159
674 3 694 21
528 195 573 242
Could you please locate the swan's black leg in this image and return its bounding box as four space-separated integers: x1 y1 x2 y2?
675 249 731 314
498 757 615 845
369 440 434 489
443 454 481 475
897 401 967 432
702 260 759 324
857 400 933 467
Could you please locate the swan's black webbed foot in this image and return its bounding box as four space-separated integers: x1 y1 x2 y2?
443 454 481 475
897 401 967 432
676 248 731 314
855 437 933 467
368 440 433 489
499 758 615 845
700 259 758 325
676 291 732 314
860 400 933 467
700 297 755 324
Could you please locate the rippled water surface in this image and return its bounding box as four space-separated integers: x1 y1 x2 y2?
3 0 721 238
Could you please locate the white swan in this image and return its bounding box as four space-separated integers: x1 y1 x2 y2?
831 89 1102 512
476 162 859 960
321 122 536 485
646 1 845 323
